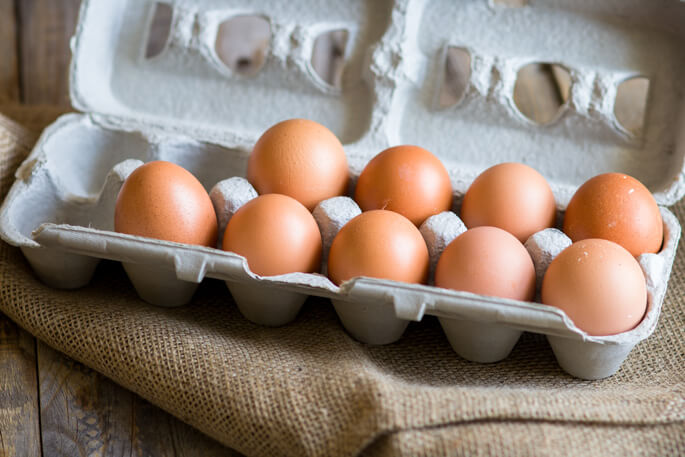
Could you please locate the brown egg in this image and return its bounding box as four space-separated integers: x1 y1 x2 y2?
541 239 647 336
222 194 322 276
115 161 217 247
247 119 349 211
563 173 663 256
435 226 536 301
327 210 429 285
354 145 453 226
460 162 556 243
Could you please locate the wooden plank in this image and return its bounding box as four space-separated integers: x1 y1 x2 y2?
0 0 19 103
0 104 68 135
38 342 134 457
0 7 38 450
16 0 81 106
0 315 41 457
130 396 240 457
38 343 239 457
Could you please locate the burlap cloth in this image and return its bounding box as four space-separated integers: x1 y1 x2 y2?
0 107 683 457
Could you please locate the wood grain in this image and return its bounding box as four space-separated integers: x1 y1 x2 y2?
0 0 19 103
17 0 81 106
0 316 41 457
38 342 134 457
0 6 40 457
130 397 240 457
38 343 237 457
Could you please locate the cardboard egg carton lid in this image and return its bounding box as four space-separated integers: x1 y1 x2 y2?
69 0 685 207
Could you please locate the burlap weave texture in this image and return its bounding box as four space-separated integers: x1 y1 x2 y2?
0 108 683 456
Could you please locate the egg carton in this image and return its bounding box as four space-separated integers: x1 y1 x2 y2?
1 0 685 380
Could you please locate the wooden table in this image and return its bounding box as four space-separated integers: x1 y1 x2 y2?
0 2 239 455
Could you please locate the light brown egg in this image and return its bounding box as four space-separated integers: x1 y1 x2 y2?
435 226 536 302
115 161 217 247
460 162 556 243
222 194 322 276
563 173 663 256
327 210 429 285
354 145 453 226
541 238 647 336
247 119 349 211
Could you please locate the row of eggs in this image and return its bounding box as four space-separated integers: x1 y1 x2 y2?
114 119 663 337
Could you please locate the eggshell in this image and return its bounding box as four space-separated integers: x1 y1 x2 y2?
327 210 429 285
115 161 217 247
460 162 556 243
563 173 663 256
247 119 349 211
354 145 453 226
222 194 322 276
541 238 647 336
435 226 536 302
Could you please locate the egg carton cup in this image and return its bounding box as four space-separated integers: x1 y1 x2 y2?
2 0 685 379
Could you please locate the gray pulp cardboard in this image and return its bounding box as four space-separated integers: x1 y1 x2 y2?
1 0 684 379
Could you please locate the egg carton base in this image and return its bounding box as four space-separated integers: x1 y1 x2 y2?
16 223 675 380
12 172 681 380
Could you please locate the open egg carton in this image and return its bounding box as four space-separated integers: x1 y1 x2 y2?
2 0 685 380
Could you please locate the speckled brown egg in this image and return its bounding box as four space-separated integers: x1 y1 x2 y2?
460 162 556 243
542 238 647 336
247 119 349 211
435 226 536 302
563 173 663 256
327 210 429 285
354 145 453 226
222 194 322 276
115 161 217 247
